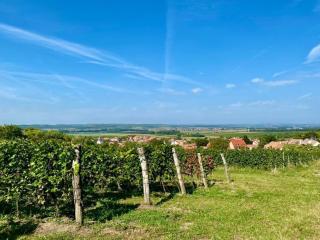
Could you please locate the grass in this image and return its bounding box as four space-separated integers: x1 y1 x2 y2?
2 161 320 239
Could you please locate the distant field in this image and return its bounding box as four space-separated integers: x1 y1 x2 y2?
69 130 317 140
69 132 175 138
20 124 319 139
5 161 320 239
202 130 313 138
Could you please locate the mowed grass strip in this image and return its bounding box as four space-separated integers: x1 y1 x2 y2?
8 161 320 239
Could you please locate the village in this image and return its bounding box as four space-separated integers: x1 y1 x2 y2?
96 135 320 150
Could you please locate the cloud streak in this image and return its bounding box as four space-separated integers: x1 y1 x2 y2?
0 85 59 103
225 83 236 89
272 70 289 78
0 69 142 94
0 23 199 86
298 93 312 100
306 43 320 63
0 23 106 61
251 77 297 87
248 100 275 106
164 1 174 83
158 87 186 95
191 87 203 94
227 100 276 109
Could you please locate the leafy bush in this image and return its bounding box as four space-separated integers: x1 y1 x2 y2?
242 135 253 144
208 138 229 150
203 146 320 169
144 140 176 183
0 126 23 140
24 128 70 141
258 135 277 147
0 139 74 216
193 138 209 147
177 148 215 177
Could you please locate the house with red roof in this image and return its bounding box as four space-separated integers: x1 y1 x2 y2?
229 138 247 149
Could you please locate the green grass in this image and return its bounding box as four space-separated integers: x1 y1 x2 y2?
197 130 315 139
3 162 320 239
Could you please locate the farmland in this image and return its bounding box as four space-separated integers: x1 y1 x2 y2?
19 124 320 140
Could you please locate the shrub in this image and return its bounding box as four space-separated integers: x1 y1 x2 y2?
0 125 23 140
208 138 229 150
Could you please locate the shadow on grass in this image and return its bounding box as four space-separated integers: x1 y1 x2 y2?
85 200 139 222
83 187 143 208
155 193 176 206
0 201 74 220
83 179 200 208
0 219 38 240
153 182 198 205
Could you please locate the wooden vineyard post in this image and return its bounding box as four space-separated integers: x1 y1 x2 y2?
220 153 231 184
137 147 151 205
197 153 208 189
172 148 186 195
73 145 83 225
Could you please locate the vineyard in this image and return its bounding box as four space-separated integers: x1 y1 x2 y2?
0 135 320 240
1 137 320 224
0 139 213 219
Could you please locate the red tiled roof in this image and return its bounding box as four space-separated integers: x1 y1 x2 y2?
230 138 246 148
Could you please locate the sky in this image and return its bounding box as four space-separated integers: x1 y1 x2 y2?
0 0 320 125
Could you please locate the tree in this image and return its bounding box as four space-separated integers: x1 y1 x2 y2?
209 138 229 150
242 135 253 144
176 132 182 140
193 138 209 147
259 135 276 147
24 128 69 141
0 125 23 140
302 131 319 140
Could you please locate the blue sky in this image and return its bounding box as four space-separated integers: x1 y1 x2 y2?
0 0 320 124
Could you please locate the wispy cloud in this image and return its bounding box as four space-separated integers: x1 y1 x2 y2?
191 87 203 94
225 83 236 89
123 73 151 81
0 85 59 103
0 87 24 101
251 77 264 83
0 23 106 61
229 102 243 108
0 69 142 94
272 70 289 78
305 43 320 63
158 88 185 95
164 1 174 83
264 80 297 87
295 104 311 110
248 100 275 106
251 77 297 87
227 100 275 109
229 47 269 74
298 93 312 100
0 23 199 86
92 60 200 85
